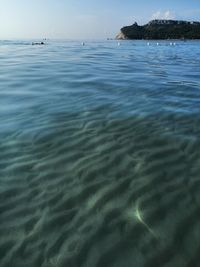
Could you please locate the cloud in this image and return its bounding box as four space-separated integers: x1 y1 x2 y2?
151 10 175 20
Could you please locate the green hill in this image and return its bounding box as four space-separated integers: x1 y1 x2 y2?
116 20 200 40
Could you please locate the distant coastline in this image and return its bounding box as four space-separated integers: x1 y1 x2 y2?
116 20 200 40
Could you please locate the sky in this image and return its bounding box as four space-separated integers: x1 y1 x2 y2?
0 0 200 39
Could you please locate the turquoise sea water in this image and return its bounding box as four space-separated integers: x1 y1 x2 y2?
0 40 200 267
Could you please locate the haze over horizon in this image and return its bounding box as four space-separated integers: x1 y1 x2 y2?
0 0 200 39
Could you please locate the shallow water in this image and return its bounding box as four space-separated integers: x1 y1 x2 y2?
0 39 200 267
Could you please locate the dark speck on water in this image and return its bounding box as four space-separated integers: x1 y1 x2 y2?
32 41 45 45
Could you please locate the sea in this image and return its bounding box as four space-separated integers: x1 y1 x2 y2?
0 39 200 267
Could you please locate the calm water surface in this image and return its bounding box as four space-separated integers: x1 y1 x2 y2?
0 40 200 267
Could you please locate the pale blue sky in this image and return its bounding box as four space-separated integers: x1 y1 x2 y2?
0 0 200 39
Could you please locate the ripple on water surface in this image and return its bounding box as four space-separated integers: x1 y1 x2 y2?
0 40 200 267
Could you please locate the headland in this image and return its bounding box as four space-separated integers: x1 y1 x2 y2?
116 20 200 40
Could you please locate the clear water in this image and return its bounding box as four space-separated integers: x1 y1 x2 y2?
0 40 200 267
